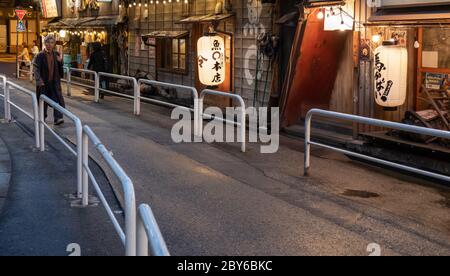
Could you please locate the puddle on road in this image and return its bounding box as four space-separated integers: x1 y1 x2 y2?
342 189 380 199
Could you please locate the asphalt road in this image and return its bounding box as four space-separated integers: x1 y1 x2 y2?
1 67 449 256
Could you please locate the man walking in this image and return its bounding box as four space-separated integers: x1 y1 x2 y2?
33 35 65 125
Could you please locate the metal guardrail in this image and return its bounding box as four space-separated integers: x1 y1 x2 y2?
137 204 170 256
98 72 140 115
200 89 247 152
304 109 450 183
82 125 137 256
138 79 200 137
66 68 99 101
39 95 84 198
62 73 250 151
17 61 33 82
1 79 168 256
3 80 40 149
0 75 7 114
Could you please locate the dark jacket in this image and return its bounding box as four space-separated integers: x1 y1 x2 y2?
33 50 64 87
87 50 106 73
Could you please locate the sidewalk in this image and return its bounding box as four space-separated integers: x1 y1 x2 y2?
2 76 450 255
0 111 123 256
0 134 11 213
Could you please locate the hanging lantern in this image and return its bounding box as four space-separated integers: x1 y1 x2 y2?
197 35 226 86
374 42 408 108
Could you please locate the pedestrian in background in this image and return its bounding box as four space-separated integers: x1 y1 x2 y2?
88 42 108 99
31 40 40 60
18 42 31 77
33 35 65 126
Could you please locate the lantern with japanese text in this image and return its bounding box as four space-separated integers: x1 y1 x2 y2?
374 43 408 108
197 35 225 86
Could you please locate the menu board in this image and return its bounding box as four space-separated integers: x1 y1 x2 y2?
425 73 447 90
41 0 61 18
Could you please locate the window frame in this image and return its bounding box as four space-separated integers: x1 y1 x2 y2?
156 36 188 75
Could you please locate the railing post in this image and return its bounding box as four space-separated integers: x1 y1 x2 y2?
240 104 246 153
39 97 45 152
134 78 140 116
194 98 200 138
124 178 137 256
136 215 148 256
94 72 100 103
198 97 204 140
304 112 312 176
75 119 83 199
82 132 89 206
31 95 40 149
67 69 72 96
5 82 11 122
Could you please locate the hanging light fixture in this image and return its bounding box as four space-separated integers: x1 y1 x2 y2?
197 34 226 86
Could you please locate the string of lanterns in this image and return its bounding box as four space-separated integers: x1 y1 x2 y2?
118 0 189 8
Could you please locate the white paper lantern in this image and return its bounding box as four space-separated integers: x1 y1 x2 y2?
197 35 226 86
374 44 408 108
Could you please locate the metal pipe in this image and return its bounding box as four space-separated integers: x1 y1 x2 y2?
304 109 450 182
39 95 83 198
98 72 139 116
138 79 200 136
82 133 89 207
6 81 40 148
200 89 247 152
137 204 170 256
83 126 137 256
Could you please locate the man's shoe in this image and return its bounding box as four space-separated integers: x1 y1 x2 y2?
54 119 64 126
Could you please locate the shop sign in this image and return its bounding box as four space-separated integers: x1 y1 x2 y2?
16 20 26 32
41 0 60 18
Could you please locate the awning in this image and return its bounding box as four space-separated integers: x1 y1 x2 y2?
45 16 121 29
176 13 234 24
368 5 450 22
78 16 122 27
141 31 190 45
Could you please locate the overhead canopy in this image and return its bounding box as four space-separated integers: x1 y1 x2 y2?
45 16 121 29
176 13 234 24
368 4 450 22
78 16 122 27
141 31 190 46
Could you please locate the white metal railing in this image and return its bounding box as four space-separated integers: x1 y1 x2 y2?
63 73 249 152
1 79 168 256
199 89 247 152
17 60 33 82
2 80 40 148
304 109 450 183
0 75 7 115
66 68 99 101
82 125 137 256
98 72 140 115
137 204 170 256
138 79 200 137
39 95 83 198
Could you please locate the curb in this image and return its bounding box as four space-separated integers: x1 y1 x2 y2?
0 135 12 213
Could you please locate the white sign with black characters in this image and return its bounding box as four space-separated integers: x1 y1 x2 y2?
374 44 408 108
197 35 226 86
